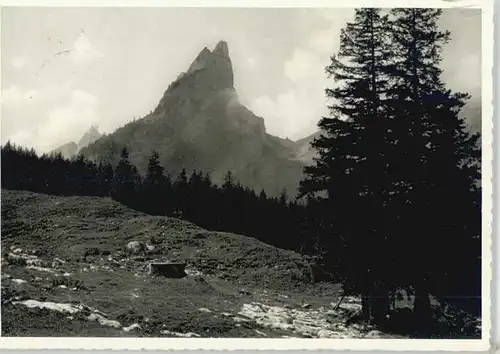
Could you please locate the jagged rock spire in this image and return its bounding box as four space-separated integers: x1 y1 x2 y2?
213 40 230 58
185 40 234 89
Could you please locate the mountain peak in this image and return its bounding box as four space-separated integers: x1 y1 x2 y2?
184 40 233 89
77 124 102 152
81 39 305 198
213 40 229 58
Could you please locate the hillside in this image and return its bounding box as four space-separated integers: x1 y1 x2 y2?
49 142 78 160
1 189 391 338
79 41 306 198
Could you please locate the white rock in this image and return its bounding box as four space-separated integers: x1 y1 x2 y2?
127 241 145 255
366 330 384 338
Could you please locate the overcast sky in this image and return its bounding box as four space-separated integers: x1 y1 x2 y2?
2 7 481 153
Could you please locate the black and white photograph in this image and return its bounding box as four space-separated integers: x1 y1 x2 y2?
0 0 493 351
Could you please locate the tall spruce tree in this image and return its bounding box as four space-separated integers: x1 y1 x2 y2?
299 8 393 323
173 168 189 217
386 8 481 317
112 147 141 206
142 150 170 215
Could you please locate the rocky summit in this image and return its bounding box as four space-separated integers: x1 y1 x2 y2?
79 41 315 198
50 125 103 160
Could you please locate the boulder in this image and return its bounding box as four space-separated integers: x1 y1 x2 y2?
127 241 146 255
149 262 187 278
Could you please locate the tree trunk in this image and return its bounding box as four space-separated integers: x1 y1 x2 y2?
371 284 391 325
414 284 432 328
361 293 372 323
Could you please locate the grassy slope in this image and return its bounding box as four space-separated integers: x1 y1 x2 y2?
1 189 355 338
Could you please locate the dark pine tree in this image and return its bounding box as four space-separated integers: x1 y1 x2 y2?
173 168 189 218
299 8 393 324
112 147 141 206
142 150 170 215
386 8 482 319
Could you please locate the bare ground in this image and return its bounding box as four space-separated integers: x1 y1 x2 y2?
1 189 391 338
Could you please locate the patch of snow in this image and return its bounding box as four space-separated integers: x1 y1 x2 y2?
13 300 81 314
123 323 142 332
58 285 67 289
339 303 362 312
161 330 201 337
11 279 27 284
27 265 55 273
237 301 368 338
330 296 362 312
13 248 22 254
317 329 343 338
233 316 251 323
87 313 122 329
14 299 122 330
8 252 42 266
255 329 267 336
198 308 212 313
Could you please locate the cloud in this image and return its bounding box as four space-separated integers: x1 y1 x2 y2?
2 85 51 106
249 10 353 140
5 130 34 148
36 89 100 152
244 57 257 69
70 33 103 64
284 47 325 83
11 56 31 69
251 42 333 140
251 82 328 141
2 86 22 105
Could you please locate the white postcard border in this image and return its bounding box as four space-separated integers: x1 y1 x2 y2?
0 0 494 351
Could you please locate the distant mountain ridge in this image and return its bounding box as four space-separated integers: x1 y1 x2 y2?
50 125 102 159
50 141 78 160
80 41 310 198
